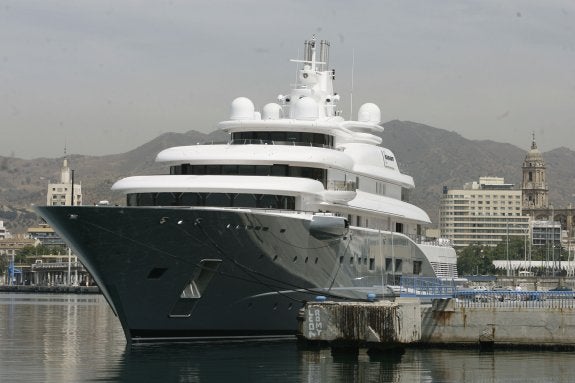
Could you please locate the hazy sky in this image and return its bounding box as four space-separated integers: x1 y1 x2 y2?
1 0 574 159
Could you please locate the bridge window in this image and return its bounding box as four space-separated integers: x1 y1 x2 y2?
127 192 295 210
231 131 333 148
170 164 327 186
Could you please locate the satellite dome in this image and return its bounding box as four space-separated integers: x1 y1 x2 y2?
291 97 319 120
357 103 381 124
230 97 255 120
262 103 282 120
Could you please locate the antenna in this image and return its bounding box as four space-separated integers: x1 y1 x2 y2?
350 48 355 120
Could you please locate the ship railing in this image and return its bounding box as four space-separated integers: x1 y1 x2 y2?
326 180 356 191
229 139 332 149
405 233 453 248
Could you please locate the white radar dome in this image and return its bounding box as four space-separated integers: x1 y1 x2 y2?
291 97 319 120
262 103 282 120
357 103 381 124
230 97 255 120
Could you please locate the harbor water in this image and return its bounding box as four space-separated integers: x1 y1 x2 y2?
1 293 575 382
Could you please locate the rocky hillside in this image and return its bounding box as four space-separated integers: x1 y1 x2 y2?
1 121 573 232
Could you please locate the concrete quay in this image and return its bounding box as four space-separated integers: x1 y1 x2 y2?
0 285 100 294
298 299 421 352
298 295 575 351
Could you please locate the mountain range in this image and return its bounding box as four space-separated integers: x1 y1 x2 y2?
1 120 574 233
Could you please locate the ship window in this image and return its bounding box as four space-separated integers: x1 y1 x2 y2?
231 131 334 148
395 259 403 273
180 193 201 206
193 165 206 175
238 165 255 175
385 258 392 272
222 165 238 175
147 267 167 279
156 192 175 206
270 131 287 141
369 258 375 271
138 193 154 206
286 131 299 142
206 165 221 175
127 194 138 206
168 164 326 185
413 261 422 275
234 194 257 207
271 165 288 176
205 193 230 206
129 192 295 210
255 165 270 176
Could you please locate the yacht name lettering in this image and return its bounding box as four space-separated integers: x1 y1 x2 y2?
308 308 323 337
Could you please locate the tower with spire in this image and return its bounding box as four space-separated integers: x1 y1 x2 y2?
521 133 548 210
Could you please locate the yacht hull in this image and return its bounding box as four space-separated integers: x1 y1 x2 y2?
36 206 446 343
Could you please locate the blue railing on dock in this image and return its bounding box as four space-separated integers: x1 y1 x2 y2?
399 277 575 308
400 277 457 298
454 290 575 309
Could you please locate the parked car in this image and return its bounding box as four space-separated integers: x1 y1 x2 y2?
549 286 573 292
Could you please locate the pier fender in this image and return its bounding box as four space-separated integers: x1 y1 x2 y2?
309 215 349 240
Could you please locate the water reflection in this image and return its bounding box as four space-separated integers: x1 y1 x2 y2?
2 293 575 382
114 342 411 383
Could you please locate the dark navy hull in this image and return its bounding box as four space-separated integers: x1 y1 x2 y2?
36 206 439 343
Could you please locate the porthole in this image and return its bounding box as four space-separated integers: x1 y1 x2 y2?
292 256 298 263
273 255 278 261
304 257 309 263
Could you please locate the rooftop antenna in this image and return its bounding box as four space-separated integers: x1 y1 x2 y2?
350 48 355 120
290 35 326 73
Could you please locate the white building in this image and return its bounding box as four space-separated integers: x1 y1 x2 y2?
439 177 530 247
0 220 10 240
46 157 82 206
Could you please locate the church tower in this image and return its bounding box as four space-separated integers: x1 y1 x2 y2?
521 134 548 209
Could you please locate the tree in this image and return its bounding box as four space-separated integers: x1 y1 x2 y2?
457 245 495 275
491 236 528 262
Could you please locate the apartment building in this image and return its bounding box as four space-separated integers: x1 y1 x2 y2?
439 177 530 247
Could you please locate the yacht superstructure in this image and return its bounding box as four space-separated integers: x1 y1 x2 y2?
37 38 456 343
